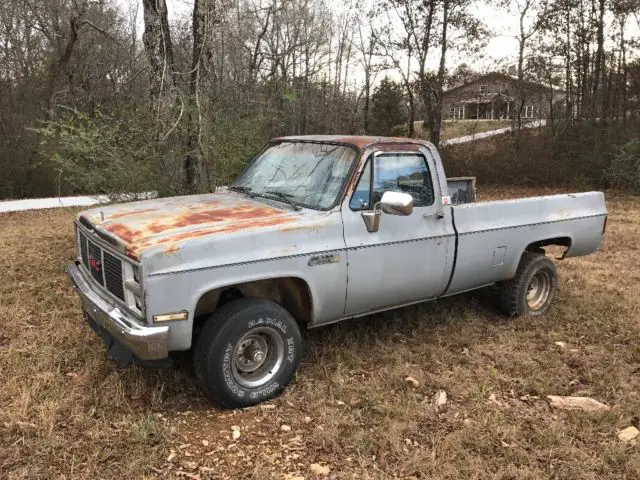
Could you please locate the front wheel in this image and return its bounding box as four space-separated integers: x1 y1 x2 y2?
193 298 302 408
498 251 558 317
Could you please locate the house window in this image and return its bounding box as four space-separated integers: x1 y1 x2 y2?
451 106 464 119
479 85 487 94
523 105 540 118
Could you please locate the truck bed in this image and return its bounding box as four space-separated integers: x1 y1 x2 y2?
445 192 607 295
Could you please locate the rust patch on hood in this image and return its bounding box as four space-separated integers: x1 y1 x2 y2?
103 223 144 244
107 207 158 219
81 192 299 260
124 215 296 258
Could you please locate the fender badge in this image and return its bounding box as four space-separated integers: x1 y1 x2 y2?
308 254 340 267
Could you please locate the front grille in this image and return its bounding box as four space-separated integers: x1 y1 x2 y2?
103 251 125 300
87 240 103 284
80 233 88 267
78 230 125 301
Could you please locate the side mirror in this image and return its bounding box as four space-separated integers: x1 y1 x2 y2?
380 191 414 216
361 191 414 233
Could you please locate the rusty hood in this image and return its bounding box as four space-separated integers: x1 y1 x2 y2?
78 192 302 260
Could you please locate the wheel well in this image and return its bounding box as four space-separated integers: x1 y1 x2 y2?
194 277 313 324
526 237 572 256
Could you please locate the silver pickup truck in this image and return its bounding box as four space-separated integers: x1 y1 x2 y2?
66 136 607 407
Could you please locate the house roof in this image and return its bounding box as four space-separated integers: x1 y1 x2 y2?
444 71 563 95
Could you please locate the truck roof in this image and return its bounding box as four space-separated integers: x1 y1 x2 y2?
275 135 431 150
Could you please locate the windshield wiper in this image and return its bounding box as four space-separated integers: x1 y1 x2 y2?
264 191 301 211
229 185 255 197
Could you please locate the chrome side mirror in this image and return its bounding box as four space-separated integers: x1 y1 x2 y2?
380 191 414 216
361 191 414 233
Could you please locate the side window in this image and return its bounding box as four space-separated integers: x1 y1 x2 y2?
349 160 371 210
373 154 434 207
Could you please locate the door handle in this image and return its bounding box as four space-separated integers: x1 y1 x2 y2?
423 212 445 219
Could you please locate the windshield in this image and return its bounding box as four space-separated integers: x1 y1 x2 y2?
231 142 357 210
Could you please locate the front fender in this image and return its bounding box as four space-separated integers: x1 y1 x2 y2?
144 251 347 351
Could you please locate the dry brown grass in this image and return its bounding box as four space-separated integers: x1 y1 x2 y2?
1 188 639 479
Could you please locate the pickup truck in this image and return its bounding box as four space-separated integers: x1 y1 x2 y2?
66 136 608 408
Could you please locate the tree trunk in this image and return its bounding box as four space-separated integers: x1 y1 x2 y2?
407 91 415 138
592 0 605 118
430 0 448 148
406 43 414 138
142 0 176 120
46 2 88 114
418 0 436 143
363 70 370 134
564 3 572 121
619 16 627 127
142 0 177 190
183 0 207 194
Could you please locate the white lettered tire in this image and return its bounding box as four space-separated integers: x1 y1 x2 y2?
193 298 302 408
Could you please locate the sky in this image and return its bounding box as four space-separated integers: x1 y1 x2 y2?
121 0 639 84
124 0 525 65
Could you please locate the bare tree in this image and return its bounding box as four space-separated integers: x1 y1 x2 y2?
141 0 176 126
499 0 551 130
354 21 378 133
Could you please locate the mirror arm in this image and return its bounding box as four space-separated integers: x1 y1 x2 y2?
361 203 381 233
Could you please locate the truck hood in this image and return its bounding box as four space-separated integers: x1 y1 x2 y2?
79 192 302 260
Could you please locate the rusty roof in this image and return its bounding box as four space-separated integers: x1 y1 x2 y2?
274 135 432 150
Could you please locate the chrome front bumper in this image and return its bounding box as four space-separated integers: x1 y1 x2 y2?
66 262 169 360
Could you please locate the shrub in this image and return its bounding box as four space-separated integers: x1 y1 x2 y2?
607 139 640 193
33 107 161 198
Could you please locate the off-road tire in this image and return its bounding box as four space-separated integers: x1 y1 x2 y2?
193 298 302 408
498 251 557 317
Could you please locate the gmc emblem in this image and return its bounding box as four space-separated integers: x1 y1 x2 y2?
88 255 102 272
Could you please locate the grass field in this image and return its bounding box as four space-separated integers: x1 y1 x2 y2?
1 187 639 479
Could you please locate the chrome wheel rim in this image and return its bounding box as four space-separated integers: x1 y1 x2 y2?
231 326 284 388
527 270 551 311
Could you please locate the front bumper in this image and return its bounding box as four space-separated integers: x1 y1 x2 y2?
66 262 169 360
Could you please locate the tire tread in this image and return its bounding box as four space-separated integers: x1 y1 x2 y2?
498 251 557 317
193 298 301 408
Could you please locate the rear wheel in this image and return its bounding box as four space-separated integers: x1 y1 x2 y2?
193 298 302 408
498 251 557 317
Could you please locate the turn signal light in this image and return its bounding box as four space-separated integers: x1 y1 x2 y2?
153 311 188 322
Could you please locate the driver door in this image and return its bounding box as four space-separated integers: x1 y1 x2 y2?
341 148 455 316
